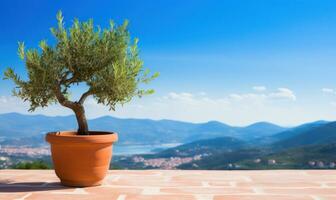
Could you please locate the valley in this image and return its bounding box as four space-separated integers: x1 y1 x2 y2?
0 113 335 170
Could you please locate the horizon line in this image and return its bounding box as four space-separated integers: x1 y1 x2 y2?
0 111 331 128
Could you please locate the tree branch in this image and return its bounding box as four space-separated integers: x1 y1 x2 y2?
78 89 93 104
60 71 78 86
63 75 77 85
54 82 77 110
60 71 71 83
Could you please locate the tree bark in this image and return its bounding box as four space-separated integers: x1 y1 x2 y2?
73 104 89 135
54 83 90 135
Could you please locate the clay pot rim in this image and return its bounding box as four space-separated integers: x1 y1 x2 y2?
46 131 118 144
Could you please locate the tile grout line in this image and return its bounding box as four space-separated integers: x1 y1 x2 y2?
51 188 88 195
163 176 172 182
194 194 214 200
109 175 121 182
252 187 264 194
243 176 253 182
202 181 210 187
141 187 161 195
319 182 329 188
229 181 237 187
14 193 32 200
310 195 324 200
101 185 336 190
116 194 127 200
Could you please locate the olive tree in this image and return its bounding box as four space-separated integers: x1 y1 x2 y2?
4 11 158 135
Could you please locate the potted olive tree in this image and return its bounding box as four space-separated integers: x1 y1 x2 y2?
4 11 158 187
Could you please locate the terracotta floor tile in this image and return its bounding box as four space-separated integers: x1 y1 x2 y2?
236 181 321 188
110 179 202 187
0 193 31 200
205 181 234 187
304 170 336 175
26 193 119 200
264 188 336 195
323 182 336 187
0 170 336 200
124 194 196 200
315 195 336 200
214 195 312 200
160 187 254 195
85 187 142 195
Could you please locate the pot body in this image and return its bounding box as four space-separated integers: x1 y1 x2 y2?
46 131 118 187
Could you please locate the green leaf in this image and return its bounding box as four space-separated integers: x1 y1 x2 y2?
17 42 25 60
4 10 158 119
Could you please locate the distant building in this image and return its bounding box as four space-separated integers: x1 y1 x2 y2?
317 161 324 168
308 161 316 167
132 156 145 163
268 159 276 165
0 157 8 161
193 155 202 160
254 158 261 163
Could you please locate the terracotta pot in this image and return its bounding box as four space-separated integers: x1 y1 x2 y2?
46 131 118 187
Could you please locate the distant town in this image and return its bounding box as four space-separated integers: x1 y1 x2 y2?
0 145 49 168
1 144 335 170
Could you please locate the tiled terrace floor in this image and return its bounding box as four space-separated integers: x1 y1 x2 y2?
0 170 336 200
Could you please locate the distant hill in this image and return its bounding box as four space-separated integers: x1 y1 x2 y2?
0 113 76 137
113 120 336 169
0 113 288 145
0 113 333 149
182 121 237 141
237 122 287 140
269 120 329 142
174 121 287 142
89 116 198 144
154 137 248 158
178 148 266 170
272 121 336 149
262 143 336 168
178 142 336 170
2 112 335 170
139 135 336 170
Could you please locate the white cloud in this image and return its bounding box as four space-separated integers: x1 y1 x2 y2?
3 86 334 126
229 93 267 103
229 88 296 102
320 88 336 109
0 96 72 116
322 88 335 94
268 88 296 101
228 94 243 100
253 86 267 92
166 92 194 101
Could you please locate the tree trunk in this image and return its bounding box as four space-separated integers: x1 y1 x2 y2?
73 104 89 135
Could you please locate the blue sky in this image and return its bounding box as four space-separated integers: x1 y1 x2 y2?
1 0 336 125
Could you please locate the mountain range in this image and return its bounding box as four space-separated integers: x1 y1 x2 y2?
0 112 290 145
114 119 336 170
1 112 336 170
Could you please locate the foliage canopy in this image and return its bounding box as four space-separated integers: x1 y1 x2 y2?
4 11 158 134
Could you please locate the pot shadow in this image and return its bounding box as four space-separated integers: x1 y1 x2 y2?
0 180 69 192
